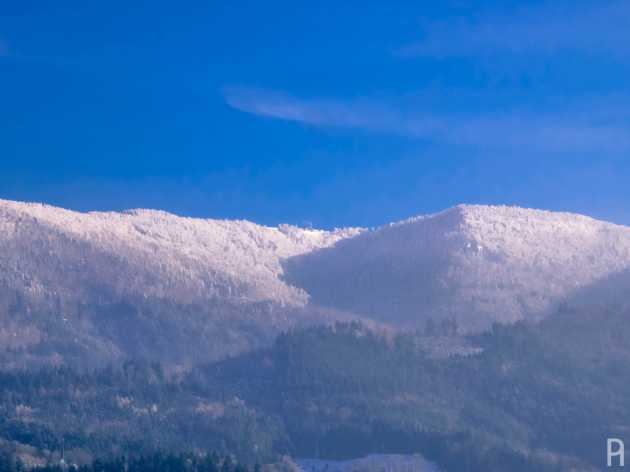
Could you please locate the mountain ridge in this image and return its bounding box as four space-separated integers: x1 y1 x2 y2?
284 203 630 330
2 198 630 367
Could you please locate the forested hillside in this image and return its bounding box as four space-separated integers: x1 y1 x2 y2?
4 200 630 370
2 303 629 471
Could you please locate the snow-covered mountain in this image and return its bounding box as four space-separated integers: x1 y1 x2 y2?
1 199 630 367
0 199 361 367
0 199 359 309
286 205 630 331
285 205 630 331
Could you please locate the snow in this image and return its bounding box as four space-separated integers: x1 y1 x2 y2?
0 199 362 308
2 199 630 339
284 204 630 331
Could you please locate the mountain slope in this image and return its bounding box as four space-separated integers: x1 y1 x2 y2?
2 199 630 367
284 205 630 331
0 199 359 307
0 199 361 367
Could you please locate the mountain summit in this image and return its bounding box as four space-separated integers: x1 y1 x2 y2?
1 199 629 367
285 204 630 331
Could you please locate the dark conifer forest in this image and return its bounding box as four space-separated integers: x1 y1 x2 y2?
1 304 629 471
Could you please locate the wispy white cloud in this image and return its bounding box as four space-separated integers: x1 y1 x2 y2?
224 86 630 154
400 1 630 58
223 87 433 135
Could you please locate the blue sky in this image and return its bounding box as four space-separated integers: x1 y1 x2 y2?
1 1 629 227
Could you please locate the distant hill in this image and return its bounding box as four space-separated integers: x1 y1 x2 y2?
285 204 630 331
2 199 630 367
0 199 360 368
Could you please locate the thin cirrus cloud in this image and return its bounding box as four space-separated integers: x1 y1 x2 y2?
223 87 430 135
400 1 630 58
223 86 630 154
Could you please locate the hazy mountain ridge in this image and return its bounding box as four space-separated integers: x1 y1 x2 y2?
286 204 630 331
0 199 361 307
0 199 361 367
2 199 630 366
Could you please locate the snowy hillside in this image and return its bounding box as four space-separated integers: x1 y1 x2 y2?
0 199 360 307
284 205 630 331
0 199 361 367
2 199 630 367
